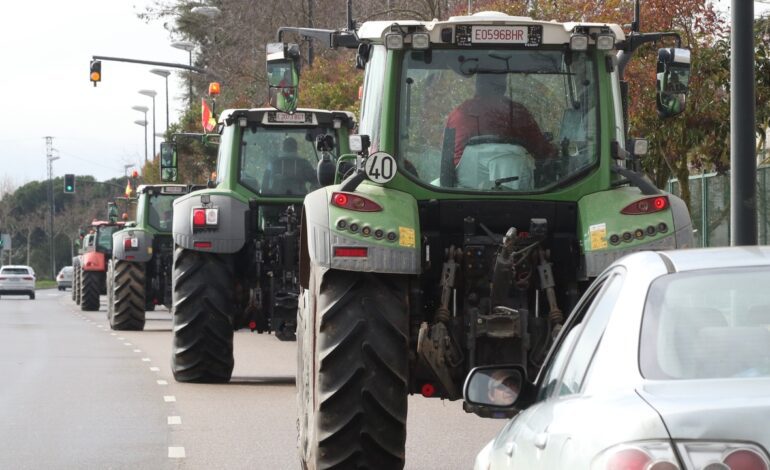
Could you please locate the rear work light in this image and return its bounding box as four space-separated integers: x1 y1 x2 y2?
333 247 368 258
331 192 382 212
621 196 669 215
192 207 218 228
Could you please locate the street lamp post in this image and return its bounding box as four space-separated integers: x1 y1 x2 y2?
149 69 171 134
171 41 195 109
139 90 158 159
131 106 149 162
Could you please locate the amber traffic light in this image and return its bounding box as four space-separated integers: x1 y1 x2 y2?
90 60 101 86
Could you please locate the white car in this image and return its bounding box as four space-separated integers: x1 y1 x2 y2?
0 265 36 299
57 266 74 290
464 246 770 470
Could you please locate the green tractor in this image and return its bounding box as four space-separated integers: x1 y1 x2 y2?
169 107 356 382
107 184 203 330
272 6 693 469
72 206 126 312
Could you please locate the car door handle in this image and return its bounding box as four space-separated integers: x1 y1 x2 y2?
534 432 548 449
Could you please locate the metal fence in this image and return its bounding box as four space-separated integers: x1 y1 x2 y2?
667 167 770 247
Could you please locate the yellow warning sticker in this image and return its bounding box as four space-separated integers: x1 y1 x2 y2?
399 227 415 248
589 223 608 250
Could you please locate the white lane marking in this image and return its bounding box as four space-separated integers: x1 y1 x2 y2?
149 367 160 372
110 333 117 336
142 358 151 362
168 447 185 458
167 416 182 425
164 395 176 402
123 342 132 346
117 337 125 340
133 349 142 353
157 380 168 386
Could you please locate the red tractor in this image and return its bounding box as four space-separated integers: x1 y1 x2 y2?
73 217 126 311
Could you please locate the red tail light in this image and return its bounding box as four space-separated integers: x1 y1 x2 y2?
724 449 769 470
23 276 34 281
333 247 368 258
193 208 218 228
0 277 6 280
621 196 669 215
606 448 652 470
331 192 382 212
124 237 138 250
193 241 212 249
421 383 436 397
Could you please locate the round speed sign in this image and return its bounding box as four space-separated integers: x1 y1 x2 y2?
364 152 397 184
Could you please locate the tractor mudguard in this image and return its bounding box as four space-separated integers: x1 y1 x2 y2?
578 187 692 278
81 251 106 272
172 192 249 254
112 229 154 263
301 185 421 281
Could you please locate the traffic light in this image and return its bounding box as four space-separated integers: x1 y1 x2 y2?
90 60 101 86
64 174 76 193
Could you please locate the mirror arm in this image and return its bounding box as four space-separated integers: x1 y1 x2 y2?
277 27 360 49
617 31 682 79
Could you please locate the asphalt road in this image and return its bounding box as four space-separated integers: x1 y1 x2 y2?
0 289 506 469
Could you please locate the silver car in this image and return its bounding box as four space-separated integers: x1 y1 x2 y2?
57 266 74 290
464 246 770 470
0 265 36 299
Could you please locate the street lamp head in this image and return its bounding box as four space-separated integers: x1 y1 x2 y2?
190 6 222 18
171 41 195 52
132 105 149 113
134 120 148 127
150 69 171 78
139 89 158 98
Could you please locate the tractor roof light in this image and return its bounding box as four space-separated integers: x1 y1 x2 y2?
411 32 430 49
208 82 221 96
570 33 589 51
595 32 615 50
238 116 248 127
630 138 649 157
385 33 405 50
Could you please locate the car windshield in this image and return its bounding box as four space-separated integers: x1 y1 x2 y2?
640 266 770 380
148 194 177 231
96 226 118 251
398 48 597 192
239 126 333 196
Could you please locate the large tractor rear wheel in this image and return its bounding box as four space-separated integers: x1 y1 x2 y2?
171 247 235 383
80 270 101 311
298 269 409 470
108 259 146 331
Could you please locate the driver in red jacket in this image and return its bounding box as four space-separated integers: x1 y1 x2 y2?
445 73 557 166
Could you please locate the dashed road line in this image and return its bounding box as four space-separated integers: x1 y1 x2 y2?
142 357 151 362
164 395 176 402
157 380 168 386
133 349 142 353
168 447 186 458
150 367 160 372
124 342 132 346
167 416 182 425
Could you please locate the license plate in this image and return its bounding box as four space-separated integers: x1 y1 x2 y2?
471 26 528 43
275 112 306 123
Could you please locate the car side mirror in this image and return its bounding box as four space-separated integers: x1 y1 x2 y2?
462 365 527 419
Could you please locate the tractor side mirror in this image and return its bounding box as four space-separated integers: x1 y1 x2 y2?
656 47 691 118
160 141 179 183
316 134 337 186
266 42 300 113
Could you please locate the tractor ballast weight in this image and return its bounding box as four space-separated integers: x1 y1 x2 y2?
274 7 694 470
169 107 356 383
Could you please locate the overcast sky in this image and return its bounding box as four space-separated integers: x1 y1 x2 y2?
0 0 191 187
1 1 769 189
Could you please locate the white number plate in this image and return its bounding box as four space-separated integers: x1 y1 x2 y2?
471 26 528 44
275 112 306 123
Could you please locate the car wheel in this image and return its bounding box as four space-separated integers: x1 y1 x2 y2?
29 292 35 300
